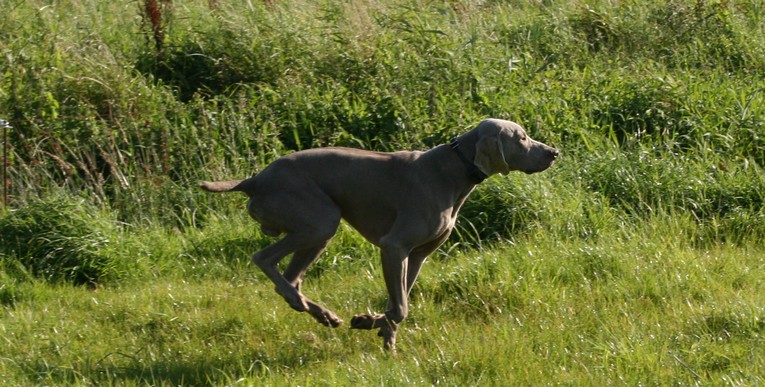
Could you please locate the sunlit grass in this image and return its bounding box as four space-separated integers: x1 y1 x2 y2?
2 223 764 384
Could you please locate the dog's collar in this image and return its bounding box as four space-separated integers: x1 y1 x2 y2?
450 138 488 184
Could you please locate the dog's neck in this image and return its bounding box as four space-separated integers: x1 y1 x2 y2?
449 138 488 184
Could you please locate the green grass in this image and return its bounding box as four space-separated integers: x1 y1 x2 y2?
2 226 764 385
2 0 765 384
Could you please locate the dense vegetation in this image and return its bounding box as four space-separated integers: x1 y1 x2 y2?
1 0 764 384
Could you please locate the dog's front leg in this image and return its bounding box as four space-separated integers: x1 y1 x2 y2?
379 246 408 351
351 243 410 352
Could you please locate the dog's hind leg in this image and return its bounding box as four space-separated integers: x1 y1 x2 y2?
283 244 344 327
250 198 341 316
251 235 314 312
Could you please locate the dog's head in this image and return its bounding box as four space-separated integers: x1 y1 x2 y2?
473 119 559 175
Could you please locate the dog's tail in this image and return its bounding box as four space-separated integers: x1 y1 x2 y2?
199 179 246 193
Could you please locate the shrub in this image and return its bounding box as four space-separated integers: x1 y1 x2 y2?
0 195 145 285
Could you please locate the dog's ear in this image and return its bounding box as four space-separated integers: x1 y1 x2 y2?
474 128 511 176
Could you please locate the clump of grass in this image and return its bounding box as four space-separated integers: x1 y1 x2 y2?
456 175 549 245
579 146 765 242
0 259 33 306
0 195 146 286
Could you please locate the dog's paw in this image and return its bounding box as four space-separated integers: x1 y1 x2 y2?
350 314 382 330
380 325 397 353
324 314 344 328
350 314 398 352
308 304 343 328
281 292 309 312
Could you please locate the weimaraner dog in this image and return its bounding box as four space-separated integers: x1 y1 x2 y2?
200 118 559 351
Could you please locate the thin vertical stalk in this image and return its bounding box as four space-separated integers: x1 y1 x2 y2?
1 119 9 208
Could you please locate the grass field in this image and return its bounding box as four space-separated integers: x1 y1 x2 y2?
2 0 765 385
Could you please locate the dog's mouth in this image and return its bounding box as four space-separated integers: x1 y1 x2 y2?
522 149 559 174
523 165 551 174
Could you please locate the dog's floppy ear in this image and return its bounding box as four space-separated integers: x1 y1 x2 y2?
474 127 511 176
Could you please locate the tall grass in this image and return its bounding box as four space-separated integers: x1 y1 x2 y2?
1 0 763 216
0 195 148 288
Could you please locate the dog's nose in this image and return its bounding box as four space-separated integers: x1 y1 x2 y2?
550 148 560 159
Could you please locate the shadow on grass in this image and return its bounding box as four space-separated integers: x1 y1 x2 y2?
22 345 338 385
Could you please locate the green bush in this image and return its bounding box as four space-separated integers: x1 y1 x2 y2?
0 195 145 285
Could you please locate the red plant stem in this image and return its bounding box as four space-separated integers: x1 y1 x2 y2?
144 0 164 53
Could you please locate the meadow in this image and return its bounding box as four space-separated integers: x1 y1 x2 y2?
1 0 765 384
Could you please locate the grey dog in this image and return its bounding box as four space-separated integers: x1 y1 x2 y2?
200 118 559 351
